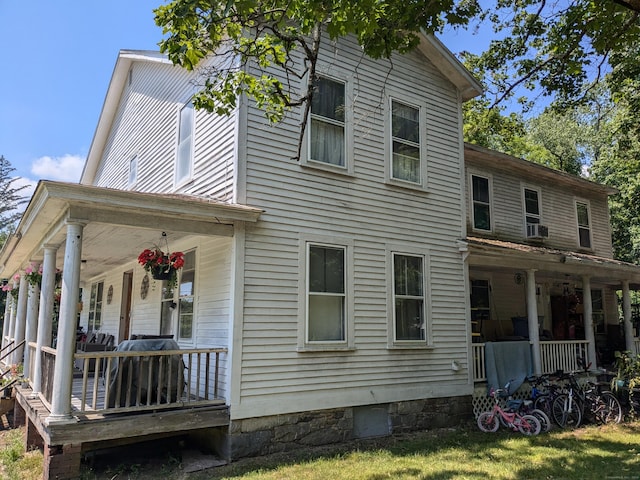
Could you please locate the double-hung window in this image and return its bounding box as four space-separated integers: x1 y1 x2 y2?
393 253 425 342
178 250 196 340
471 174 491 231
307 244 346 342
576 201 592 248
391 100 421 184
88 281 104 333
175 101 194 185
524 188 541 226
310 76 346 167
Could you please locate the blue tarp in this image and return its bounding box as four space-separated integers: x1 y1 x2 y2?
484 341 533 395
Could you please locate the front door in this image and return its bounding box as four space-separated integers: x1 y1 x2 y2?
118 271 133 343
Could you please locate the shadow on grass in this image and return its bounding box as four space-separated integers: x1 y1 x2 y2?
194 421 640 480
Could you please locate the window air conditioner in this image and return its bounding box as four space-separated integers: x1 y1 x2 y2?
526 224 549 239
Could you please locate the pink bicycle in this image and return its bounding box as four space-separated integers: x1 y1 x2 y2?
477 388 541 435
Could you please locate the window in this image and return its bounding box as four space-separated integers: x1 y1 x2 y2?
393 253 425 342
307 244 345 342
178 250 196 340
391 100 421 184
87 281 104 332
471 175 491 231
524 188 541 226
309 76 345 167
576 201 591 248
176 101 194 184
128 156 138 188
159 283 174 336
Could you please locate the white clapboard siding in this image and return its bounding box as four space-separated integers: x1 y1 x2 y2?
234 35 470 418
465 157 614 258
92 59 235 201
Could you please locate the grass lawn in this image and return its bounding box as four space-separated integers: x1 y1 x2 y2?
2 421 640 479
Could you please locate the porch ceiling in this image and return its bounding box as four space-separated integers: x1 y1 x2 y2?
0 181 263 280
465 236 640 289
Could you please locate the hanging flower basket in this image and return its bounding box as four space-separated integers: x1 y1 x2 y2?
137 248 185 290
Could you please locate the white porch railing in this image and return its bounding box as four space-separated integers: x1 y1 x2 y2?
472 340 590 382
38 347 227 414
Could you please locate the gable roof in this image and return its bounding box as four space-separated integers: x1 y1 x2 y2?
80 35 482 186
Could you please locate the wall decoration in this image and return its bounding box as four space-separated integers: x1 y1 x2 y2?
140 274 149 300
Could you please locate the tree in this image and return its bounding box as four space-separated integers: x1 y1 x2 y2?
154 0 480 158
474 0 640 111
0 155 28 248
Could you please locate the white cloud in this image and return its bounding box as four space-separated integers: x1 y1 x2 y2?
31 154 85 182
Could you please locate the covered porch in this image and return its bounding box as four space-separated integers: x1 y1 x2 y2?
0 181 262 479
465 237 640 382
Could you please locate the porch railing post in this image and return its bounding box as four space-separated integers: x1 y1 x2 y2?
32 245 58 396
582 276 598 369
47 221 85 425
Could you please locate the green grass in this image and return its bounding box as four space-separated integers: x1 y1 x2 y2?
187 422 640 480
5 421 640 479
0 428 43 480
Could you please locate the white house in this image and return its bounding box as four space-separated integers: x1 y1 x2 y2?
1 33 491 479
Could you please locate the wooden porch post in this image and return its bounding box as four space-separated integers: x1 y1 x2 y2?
1 290 12 349
526 269 542 375
5 284 18 348
22 281 40 380
582 276 597 369
32 245 58 396
622 280 635 352
12 274 29 365
46 221 84 425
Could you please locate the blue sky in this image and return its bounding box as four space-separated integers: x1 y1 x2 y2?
0 1 483 198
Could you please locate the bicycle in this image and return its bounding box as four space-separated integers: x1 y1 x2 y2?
477 388 541 435
528 373 564 428
551 370 623 428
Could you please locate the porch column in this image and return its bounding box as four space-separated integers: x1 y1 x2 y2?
47 221 84 424
622 280 635 352
582 276 597 369
526 269 542 375
32 245 58 396
12 273 29 365
22 280 40 380
6 283 18 346
2 291 12 349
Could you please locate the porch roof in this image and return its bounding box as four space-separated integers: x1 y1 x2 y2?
465 236 640 288
0 180 263 279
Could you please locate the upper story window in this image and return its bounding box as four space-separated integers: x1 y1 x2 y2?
128 156 138 188
524 188 541 226
576 201 592 248
88 281 104 333
471 174 491 231
393 253 426 342
175 101 194 185
391 100 421 184
309 76 346 168
307 243 346 342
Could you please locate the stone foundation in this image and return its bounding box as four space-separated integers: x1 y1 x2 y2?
227 395 472 460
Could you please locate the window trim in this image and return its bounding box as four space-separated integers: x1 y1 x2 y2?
469 172 493 233
575 199 593 249
522 185 542 234
386 96 428 190
298 234 354 351
175 100 195 187
386 245 432 349
300 71 354 176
